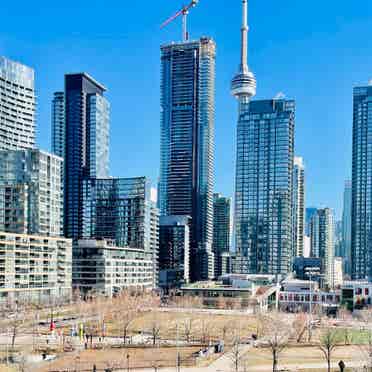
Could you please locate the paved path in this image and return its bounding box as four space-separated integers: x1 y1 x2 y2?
116 359 365 372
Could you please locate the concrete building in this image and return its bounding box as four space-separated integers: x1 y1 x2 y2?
82 177 159 288
72 239 154 296
212 194 231 277
310 208 335 288
351 83 372 280
0 232 72 303
0 56 36 151
159 215 190 289
0 149 63 237
292 157 305 257
159 37 216 281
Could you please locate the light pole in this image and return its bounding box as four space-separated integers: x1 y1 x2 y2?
305 267 321 342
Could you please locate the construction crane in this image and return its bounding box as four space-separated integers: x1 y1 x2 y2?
160 0 199 42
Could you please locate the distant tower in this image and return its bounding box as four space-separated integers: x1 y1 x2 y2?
292 157 305 257
310 208 335 288
0 56 36 150
342 180 352 275
51 92 65 159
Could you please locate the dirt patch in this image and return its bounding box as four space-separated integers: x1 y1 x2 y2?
38 346 201 372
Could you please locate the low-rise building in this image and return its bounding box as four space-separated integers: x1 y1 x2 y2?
72 239 154 296
279 279 341 313
0 232 72 303
341 281 372 310
180 275 278 312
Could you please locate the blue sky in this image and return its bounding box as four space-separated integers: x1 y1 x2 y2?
1 0 371 218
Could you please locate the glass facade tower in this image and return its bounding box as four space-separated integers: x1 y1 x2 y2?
351 83 372 280
231 2 295 275
51 91 65 159
310 208 335 288
292 156 305 257
342 180 352 275
64 73 110 240
233 99 295 275
159 37 216 281
0 56 36 150
0 149 63 237
82 177 159 286
213 193 231 277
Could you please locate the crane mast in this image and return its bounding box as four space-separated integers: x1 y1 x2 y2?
160 0 199 42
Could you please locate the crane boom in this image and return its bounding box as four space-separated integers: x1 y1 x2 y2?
160 0 199 42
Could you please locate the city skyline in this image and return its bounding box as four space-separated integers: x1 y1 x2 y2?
1 1 372 217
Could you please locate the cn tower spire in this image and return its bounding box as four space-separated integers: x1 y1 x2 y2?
240 0 249 73
231 0 256 99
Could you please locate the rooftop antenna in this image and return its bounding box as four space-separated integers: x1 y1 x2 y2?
160 0 199 42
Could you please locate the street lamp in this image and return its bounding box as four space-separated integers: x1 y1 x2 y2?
305 267 321 342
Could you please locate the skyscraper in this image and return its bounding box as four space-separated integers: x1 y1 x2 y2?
310 208 335 288
159 37 216 281
292 156 305 257
305 207 318 236
213 193 231 277
51 92 65 159
63 73 110 240
351 83 372 280
0 149 63 237
231 1 295 276
342 180 352 276
0 56 36 150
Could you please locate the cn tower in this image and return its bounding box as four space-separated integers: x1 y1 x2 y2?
231 0 256 101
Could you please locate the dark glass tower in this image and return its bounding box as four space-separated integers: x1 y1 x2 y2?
64 73 110 240
213 193 231 277
233 99 295 275
159 37 216 281
351 83 372 280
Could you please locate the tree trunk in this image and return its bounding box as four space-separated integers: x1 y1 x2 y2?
273 350 277 372
11 326 16 349
327 356 331 372
123 328 127 345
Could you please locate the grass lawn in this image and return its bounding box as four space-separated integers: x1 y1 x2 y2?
107 309 258 343
246 344 361 370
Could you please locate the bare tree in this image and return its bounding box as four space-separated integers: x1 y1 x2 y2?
183 318 193 343
200 319 211 346
293 312 307 344
262 312 293 372
149 316 161 346
9 307 26 350
358 310 372 371
113 290 142 345
318 328 340 372
229 334 246 372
